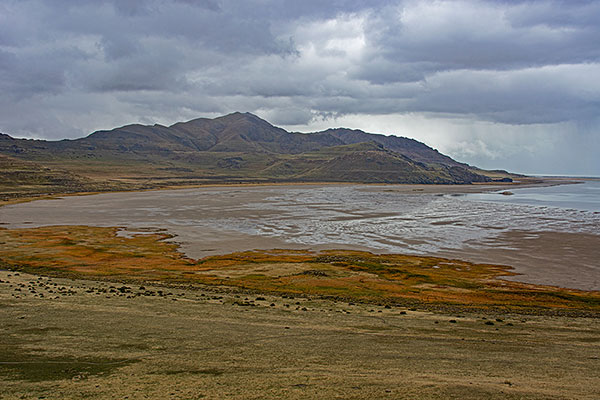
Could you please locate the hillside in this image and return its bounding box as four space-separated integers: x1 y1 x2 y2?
0 154 131 200
0 112 498 190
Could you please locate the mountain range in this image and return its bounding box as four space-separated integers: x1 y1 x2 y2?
0 112 509 198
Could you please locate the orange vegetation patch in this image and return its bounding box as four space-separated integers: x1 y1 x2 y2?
1 225 599 311
0 225 196 278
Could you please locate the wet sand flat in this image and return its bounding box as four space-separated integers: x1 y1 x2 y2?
440 230 600 291
1 183 598 290
1 270 599 400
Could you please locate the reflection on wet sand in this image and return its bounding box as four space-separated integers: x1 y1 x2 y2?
1 183 598 290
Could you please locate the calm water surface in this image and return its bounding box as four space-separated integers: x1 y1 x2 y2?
467 180 600 212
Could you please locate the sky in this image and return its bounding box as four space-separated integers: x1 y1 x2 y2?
1 0 599 175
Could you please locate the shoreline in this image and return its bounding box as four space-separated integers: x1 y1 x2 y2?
1 225 598 315
0 176 575 208
1 177 596 292
3 223 597 293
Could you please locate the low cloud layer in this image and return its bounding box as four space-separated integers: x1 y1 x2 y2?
1 0 599 175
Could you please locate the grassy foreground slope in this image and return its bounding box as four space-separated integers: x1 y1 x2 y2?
2 267 599 400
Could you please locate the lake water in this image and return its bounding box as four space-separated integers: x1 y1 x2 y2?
1 181 599 290
467 180 600 212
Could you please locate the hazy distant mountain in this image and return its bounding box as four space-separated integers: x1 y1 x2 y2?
0 112 495 192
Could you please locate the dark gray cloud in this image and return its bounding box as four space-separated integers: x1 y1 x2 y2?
0 0 598 174
362 1 600 72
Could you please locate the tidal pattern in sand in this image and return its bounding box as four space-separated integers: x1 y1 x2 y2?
2 183 599 289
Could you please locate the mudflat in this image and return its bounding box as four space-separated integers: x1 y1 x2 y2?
1 181 598 290
2 270 599 400
439 230 600 291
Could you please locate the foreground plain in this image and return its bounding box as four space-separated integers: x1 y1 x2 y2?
1 269 599 399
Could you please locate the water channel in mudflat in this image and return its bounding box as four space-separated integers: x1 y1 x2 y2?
2 181 599 290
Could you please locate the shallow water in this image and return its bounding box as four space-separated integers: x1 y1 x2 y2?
1 183 599 289
467 180 600 212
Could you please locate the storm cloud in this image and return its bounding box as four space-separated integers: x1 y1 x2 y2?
1 0 599 174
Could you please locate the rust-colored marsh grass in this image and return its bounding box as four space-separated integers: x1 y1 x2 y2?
1 225 598 311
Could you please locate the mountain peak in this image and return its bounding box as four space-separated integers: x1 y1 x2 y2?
179 112 273 128
217 111 273 125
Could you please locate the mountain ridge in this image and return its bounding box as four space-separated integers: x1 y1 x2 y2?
0 112 503 192
77 112 466 166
